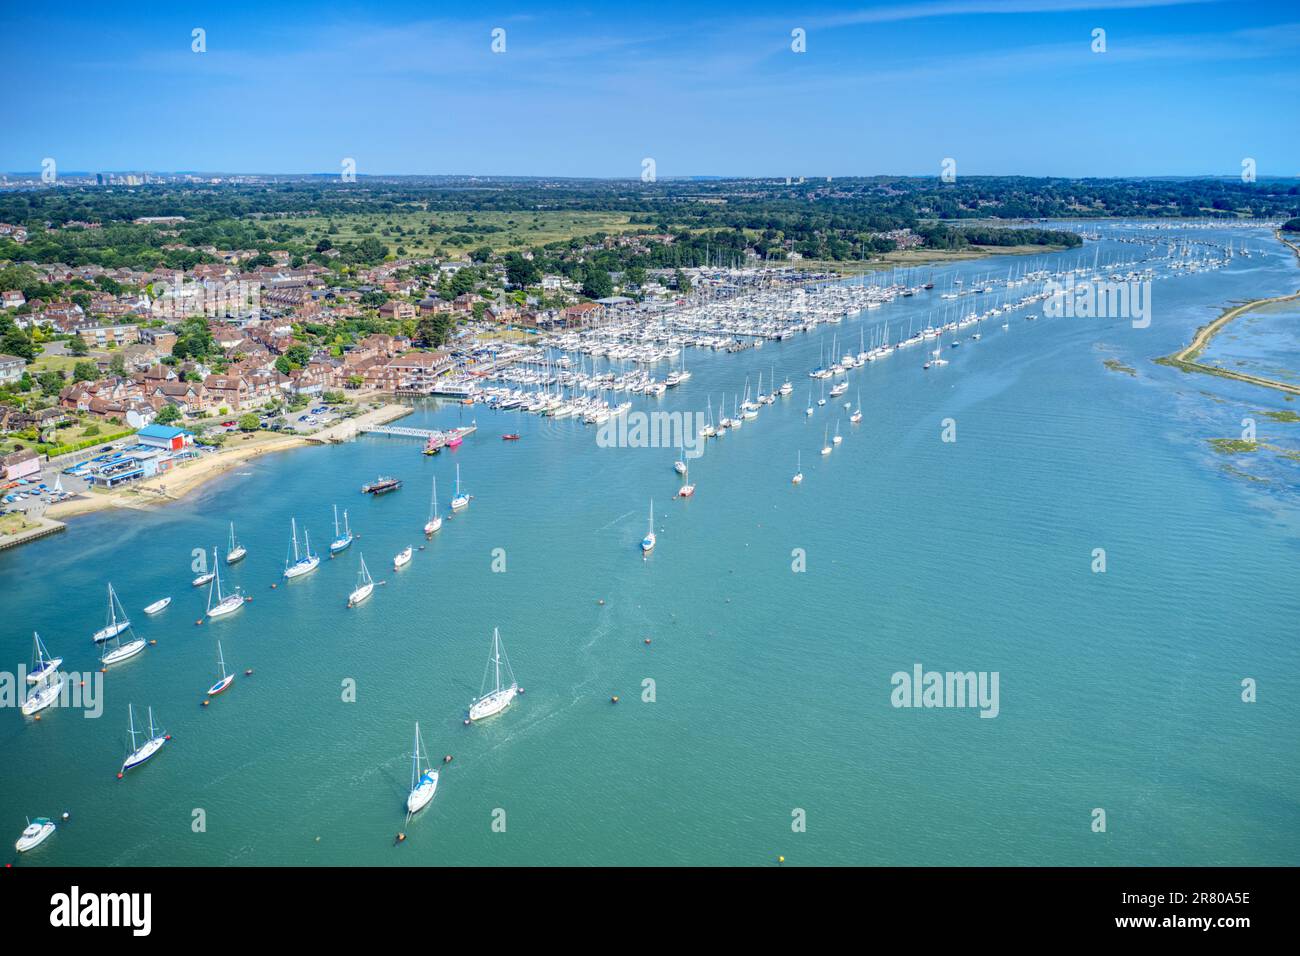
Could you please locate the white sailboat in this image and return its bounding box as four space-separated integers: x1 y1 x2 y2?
225 522 247 564
206 547 244 618
349 554 375 606
805 388 814 416
22 632 65 717
99 586 146 667
91 583 131 643
329 505 353 554
821 425 832 456
207 641 234 696
405 721 439 814
640 498 656 554
393 546 412 570
423 477 442 535
833 420 843 445
14 817 56 853
468 628 518 722
850 390 863 424
450 464 470 511
120 705 167 774
792 451 803 485
283 518 320 579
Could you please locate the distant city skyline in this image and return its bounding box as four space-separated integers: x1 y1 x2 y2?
3 0 1298 178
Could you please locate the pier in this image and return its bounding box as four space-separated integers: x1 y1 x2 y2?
362 424 477 440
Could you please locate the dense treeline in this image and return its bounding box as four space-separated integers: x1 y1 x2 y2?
0 176 1292 270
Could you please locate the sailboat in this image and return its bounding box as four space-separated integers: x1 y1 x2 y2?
406 722 440 814
205 547 244 618
207 641 234 696
833 419 843 445
329 505 353 554
678 459 695 498
393 545 412 570
468 628 519 721
450 464 471 511
22 632 65 717
283 518 320 579
120 705 167 774
99 586 146 667
14 817 56 853
850 391 863 424
423 477 442 535
640 499 656 554
821 425 832 456
792 451 803 485
805 388 814 416
349 554 375 606
225 522 247 564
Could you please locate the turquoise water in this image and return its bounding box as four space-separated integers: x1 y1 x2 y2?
3 225 1298 866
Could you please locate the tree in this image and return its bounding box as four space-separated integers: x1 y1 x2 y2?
582 267 613 299
505 253 541 287
155 404 181 425
673 268 692 293
68 335 89 356
414 313 453 348
237 413 259 431
73 361 99 382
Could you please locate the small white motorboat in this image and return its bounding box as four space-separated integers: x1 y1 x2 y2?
393 546 412 570
143 597 171 615
15 817 55 853
192 571 215 588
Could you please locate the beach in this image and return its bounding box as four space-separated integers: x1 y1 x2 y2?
42 403 412 523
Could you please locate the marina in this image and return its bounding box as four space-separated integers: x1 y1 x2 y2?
3 222 1298 866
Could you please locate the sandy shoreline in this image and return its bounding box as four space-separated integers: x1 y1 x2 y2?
42 403 413 524
1153 230 1300 395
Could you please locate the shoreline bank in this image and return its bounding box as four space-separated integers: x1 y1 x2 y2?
37 402 413 528
1153 230 1300 396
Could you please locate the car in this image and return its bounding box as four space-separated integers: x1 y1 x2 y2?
298 415 309 422
221 421 236 428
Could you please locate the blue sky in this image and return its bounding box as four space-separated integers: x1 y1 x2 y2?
1 0 1297 177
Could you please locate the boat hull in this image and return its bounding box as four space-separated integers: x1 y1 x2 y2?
102 639 146 667
206 595 243 618
349 583 374 605
424 518 442 535
121 736 166 773
407 771 440 813
469 687 518 721
207 675 234 696
393 550 412 569
283 557 321 579
225 547 247 565
22 677 65 716
15 822 55 853
92 621 130 644
143 598 171 615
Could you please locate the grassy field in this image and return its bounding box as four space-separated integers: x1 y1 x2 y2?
779 243 1074 275
274 210 647 256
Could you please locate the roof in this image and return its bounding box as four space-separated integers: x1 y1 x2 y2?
136 424 188 440
0 353 26 364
